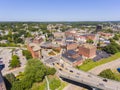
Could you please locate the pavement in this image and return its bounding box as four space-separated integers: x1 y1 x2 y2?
0 47 27 76
63 84 87 90
89 58 120 75
55 62 120 90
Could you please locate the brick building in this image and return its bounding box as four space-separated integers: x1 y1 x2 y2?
53 32 64 38
79 44 96 59
66 43 78 50
62 50 83 66
27 43 41 58
33 36 43 44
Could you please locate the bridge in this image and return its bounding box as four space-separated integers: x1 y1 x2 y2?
54 63 120 90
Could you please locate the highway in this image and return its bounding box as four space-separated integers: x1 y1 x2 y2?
89 58 120 75
54 63 120 90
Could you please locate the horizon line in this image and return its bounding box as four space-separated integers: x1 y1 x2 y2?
0 20 120 23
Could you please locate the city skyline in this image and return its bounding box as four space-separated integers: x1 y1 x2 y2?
0 0 120 21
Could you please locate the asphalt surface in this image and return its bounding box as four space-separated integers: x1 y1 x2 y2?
55 62 120 90
0 47 27 76
89 58 120 75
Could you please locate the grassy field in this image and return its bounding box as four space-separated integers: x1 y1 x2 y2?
30 75 67 90
31 80 46 90
57 82 68 90
48 75 61 90
78 52 120 71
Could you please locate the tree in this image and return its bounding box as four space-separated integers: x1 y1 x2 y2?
9 55 20 68
5 73 16 85
86 39 94 44
103 45 118 54
103 39 120 54
11 81 24 90
99 69 115 79
15 38 24 44
46 68 56 75
99 69 119 81
24 59 47 82
102 41 120 54
50 78 61 90
113 34 120 40
22 50 32 60
4 73 16 90
9 59 56 90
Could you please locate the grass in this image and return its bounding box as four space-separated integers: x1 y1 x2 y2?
48 75 61 90
30 75 67 90
31 80 46 90
99 69 120 81
57 82 68 90
78 52 120 71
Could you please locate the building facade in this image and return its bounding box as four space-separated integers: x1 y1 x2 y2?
27 43 41 58
79 44 96 59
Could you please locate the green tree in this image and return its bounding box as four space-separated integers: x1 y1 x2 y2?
86 39 94 44
4 73 16 90
22 50 32 60
99 69 119 81
103 41 120 54
5 73 16 84
8 59 56 90
11 81 24 90
46 68 56 75
24 59 47 82
9 55 21 68
50 78 61 90
113 34 120 40
99 69 115 79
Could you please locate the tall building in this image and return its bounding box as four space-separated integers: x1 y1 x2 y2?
79 44 96 59
96 25 103 32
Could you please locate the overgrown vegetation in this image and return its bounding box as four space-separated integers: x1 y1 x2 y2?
22 50 32 59
102 41 120 54
0 43 20 47
4 59 56 90
9 55 21 69
99 69 120 81
78 52 120 71
48 76 61 90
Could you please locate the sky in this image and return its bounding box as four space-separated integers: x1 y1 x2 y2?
0 0 120 21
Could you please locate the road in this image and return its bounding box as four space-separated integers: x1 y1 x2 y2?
89 58 120 75
63 84 87 90
54 62 120 90
2 65 25 76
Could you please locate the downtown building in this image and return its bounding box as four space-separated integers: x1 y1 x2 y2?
79 44 96 59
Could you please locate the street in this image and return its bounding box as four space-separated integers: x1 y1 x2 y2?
89 58 120 75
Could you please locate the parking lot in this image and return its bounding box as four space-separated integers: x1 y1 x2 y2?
0 47 27 75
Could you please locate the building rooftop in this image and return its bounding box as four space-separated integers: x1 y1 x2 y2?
80 44 96 49
29 43 41 51
93 50 110 61
66 50 77 56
